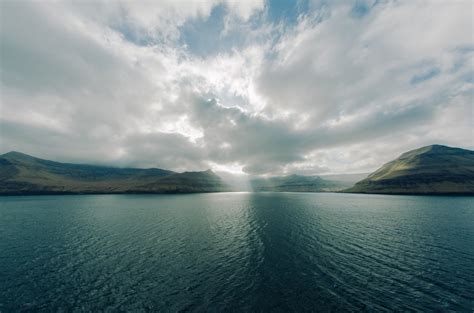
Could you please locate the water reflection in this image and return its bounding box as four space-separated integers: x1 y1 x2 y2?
0 193 473 311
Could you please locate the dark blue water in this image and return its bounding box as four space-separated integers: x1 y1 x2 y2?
0 193 473 312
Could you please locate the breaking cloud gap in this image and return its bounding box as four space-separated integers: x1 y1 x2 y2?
0 0 472 175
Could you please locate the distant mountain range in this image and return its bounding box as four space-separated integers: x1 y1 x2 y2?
250 174 351 192
319 173 369 183
345 145 474 195
1 144 473 195
0 151 230 195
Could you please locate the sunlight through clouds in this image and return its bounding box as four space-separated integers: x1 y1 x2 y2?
0 0 472 175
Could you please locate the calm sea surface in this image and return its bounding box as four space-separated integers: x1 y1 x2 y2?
0 193 473 312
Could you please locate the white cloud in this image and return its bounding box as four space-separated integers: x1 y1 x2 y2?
0 0 472 175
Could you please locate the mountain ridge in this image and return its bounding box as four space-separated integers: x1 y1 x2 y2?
344 144 474 195
2 144 473 196
251 174 351 192
0 151 230 195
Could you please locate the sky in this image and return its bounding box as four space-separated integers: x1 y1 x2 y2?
0 0 473 176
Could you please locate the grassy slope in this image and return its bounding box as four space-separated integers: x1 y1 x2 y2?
0 152 230 195
345 145 474 195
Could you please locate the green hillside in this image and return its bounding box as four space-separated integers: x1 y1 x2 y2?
345 145 474 195
0 152 230 195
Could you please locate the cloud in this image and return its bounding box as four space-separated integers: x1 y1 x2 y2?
0 0 472 176
410 67 441 85
66 0 265 44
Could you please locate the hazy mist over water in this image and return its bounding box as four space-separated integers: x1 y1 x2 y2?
1 193 473 311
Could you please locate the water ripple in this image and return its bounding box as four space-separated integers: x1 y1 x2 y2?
0 193 473 311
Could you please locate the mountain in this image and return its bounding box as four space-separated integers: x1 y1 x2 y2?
5 145 471 196
0 151 230 195
344 145 474 195
250 174 351 192
320 173 369 183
